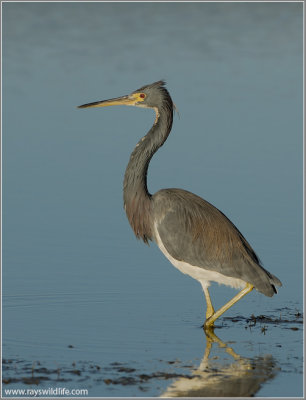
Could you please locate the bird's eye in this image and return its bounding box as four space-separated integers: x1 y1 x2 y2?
139 93 146 99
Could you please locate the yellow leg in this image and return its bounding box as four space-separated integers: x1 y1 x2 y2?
203 286 215 320
204 283 254 329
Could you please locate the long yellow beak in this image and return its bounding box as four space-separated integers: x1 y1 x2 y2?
78 93 144 109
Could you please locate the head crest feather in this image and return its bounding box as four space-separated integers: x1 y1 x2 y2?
137 80 167 92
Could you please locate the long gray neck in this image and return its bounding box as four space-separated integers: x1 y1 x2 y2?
123 106 173 243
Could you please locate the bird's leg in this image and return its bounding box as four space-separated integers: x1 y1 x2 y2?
204 283 254 329
202 285 215 320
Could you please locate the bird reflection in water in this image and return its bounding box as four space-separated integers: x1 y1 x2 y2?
161 328 278 398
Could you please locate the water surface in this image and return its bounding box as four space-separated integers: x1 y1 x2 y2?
2 2 303 397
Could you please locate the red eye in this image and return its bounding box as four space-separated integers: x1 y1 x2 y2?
140 93 146 98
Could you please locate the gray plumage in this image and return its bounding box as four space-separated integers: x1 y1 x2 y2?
152 188 281 296
78 80 282 327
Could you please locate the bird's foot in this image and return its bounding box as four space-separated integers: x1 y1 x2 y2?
203 307 216 330
202 318 215 331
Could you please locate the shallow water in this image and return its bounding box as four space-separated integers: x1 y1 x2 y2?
2 2 303 397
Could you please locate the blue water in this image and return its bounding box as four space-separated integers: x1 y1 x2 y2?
2 2 303 397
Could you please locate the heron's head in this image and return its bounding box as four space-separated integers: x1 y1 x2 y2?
78 80 173 111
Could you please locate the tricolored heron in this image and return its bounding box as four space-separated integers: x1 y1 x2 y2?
78 80 282 329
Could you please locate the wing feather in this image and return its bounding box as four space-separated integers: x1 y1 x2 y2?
152 189 281 296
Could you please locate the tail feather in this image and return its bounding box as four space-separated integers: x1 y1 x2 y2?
254 265 282 297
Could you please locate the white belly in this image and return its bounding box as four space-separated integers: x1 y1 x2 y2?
154 224 246 290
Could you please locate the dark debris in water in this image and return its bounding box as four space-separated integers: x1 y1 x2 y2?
2 308 302 393
103 371 194 386
2 358 192 388
222 307 303 332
